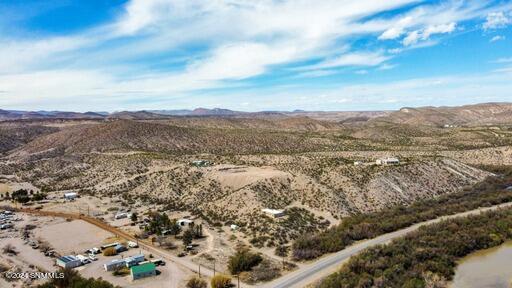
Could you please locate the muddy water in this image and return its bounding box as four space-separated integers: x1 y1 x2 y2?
451 241 512 288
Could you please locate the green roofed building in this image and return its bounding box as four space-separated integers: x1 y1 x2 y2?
130 262 156 280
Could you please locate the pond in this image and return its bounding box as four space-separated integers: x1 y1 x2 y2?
451 241 512 288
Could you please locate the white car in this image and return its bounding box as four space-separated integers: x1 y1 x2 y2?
88 254 97 261
76 254 91 264
127 241 138 248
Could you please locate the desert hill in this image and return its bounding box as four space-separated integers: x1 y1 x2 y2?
11 120 335 157
374 102 512 126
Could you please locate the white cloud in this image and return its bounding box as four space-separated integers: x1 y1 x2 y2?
490 35 505 42
493 57 512 63
483 11 511 30
378 63 397 70
304 52 390 70
402 22 456 46
378 16 413 40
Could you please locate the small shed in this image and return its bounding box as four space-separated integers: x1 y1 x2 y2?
130 262 156 280
57 255 82 269
64 192 77 201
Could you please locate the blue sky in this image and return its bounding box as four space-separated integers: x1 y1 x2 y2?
0 0 511 112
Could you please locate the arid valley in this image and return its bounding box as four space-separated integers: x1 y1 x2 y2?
1 103 512 287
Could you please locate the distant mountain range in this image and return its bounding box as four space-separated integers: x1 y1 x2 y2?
1 102 512 126
0 107 387 122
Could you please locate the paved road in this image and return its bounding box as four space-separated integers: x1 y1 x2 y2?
262 202 512 288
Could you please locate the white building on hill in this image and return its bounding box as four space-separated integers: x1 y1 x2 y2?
262 208 285 218
376 157 400 165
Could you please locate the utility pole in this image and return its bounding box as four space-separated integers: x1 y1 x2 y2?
237 274 240 287
198 264 201 277
213 260 216 276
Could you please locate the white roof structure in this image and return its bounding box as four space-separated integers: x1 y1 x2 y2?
177 219 194 226
262 208 285 217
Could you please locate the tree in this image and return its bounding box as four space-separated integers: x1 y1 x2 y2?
275 245 289 257
183 229 194 246
210 274 232 288
192 224 203 238
130 212 138 222
228 248 263 274
186 277 207 288
168 219 181 236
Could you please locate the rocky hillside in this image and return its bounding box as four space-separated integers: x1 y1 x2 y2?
0 124 58 154
2 151 491 245
11 120 336 157
374 102 512 126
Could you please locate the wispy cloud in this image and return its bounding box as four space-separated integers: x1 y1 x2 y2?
490 35 506 42
0 0 511 111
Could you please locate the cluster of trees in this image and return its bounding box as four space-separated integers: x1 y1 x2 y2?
37 268 119 288
293 169 512 260
7 189 46 203
145 212 204 246
182 224 203 245
145 212 180 236
228 247 263 274
318 207 512 288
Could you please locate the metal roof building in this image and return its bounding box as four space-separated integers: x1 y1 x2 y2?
130 262 156 280
56 255 82 269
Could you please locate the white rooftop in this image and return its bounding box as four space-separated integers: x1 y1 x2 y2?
262 208 284 215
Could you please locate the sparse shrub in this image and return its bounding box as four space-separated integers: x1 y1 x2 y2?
210 274 232 288
112 267 130 276
186 277 207 288
246 260 281 283
3 244 18 256
228 248 263 274
102 247 117 256
274 245 289 257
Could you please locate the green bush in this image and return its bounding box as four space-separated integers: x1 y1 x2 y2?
210 274 232 288
228 248 263 274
